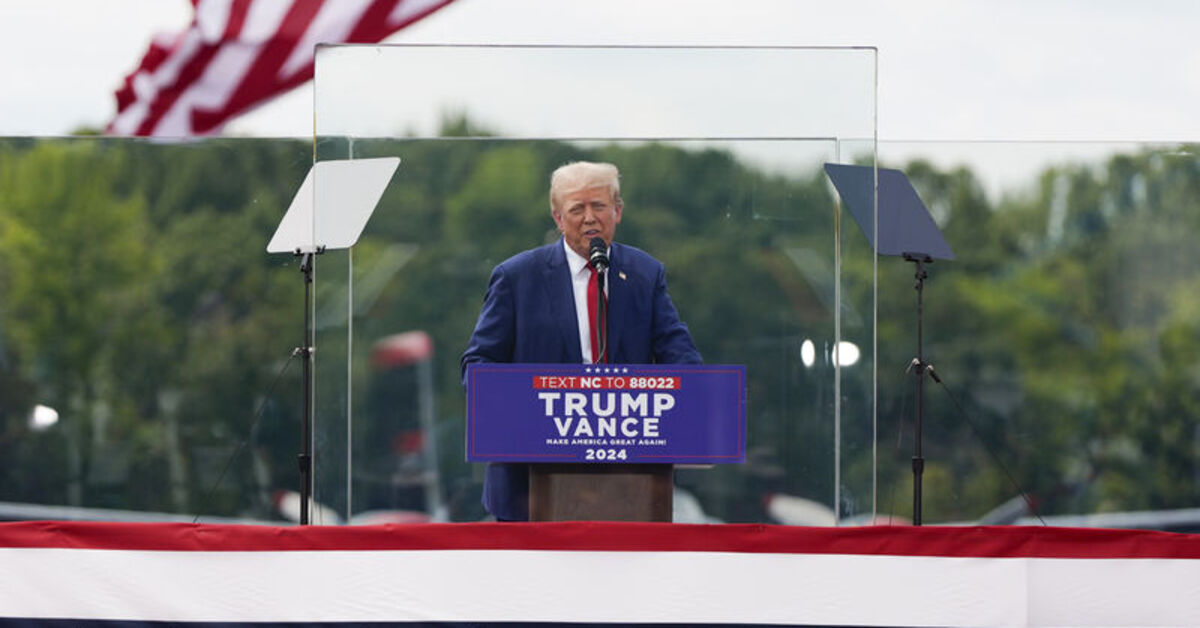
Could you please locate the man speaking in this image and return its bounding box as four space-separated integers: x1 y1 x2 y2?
462 161 702 521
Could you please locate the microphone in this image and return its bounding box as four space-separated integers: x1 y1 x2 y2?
588 237 609 271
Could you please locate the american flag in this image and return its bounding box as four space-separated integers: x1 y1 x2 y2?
108 0 455 137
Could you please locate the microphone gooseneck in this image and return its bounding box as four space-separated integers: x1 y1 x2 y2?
588 236 609 271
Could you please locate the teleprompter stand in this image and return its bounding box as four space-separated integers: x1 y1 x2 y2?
902 250 933 525
824 163 955 525
295 247 321 525
267 157 400 524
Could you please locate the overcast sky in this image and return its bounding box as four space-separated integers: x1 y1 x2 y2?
3 0 1198 140
2 0 1198 195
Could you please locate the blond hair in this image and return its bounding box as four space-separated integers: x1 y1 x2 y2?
549 161 622 212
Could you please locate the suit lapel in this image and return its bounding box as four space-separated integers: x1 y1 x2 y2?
542 241 583 363
607 243 627 362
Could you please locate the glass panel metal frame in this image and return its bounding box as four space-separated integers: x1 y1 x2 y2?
311 44 878 524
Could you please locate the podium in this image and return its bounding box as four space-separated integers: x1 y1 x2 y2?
465 363 746 522
529 464 673 521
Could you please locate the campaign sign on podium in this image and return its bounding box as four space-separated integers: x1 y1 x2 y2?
466 364 746 464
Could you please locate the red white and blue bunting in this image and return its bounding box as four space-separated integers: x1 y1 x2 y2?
2 521 1199 626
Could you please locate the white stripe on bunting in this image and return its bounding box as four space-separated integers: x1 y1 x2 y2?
2 546 1199 626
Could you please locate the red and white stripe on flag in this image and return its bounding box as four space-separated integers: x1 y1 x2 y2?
107 0 455 137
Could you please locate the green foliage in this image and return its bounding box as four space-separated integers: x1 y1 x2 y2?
0 138 308 516
872 146 1200 522
0 134 1198 525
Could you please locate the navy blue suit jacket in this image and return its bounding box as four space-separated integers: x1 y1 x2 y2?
461 239 701 520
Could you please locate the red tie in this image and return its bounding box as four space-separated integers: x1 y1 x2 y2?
587 262 607 363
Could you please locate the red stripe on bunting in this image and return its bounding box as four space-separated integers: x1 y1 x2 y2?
2 521 1199 559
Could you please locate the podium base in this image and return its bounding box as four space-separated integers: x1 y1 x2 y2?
529 464 673 522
